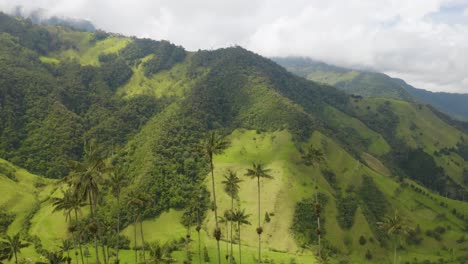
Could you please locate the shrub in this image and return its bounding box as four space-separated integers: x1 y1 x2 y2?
359 235 367 245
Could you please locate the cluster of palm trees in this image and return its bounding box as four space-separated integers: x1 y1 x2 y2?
50 141 147 264
201 132 274 264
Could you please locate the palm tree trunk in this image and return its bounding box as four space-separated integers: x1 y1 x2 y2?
134 214 138 264
393 237 397 264
210 158 221 264
238 224 242 264
257 176 261 264
101 243 107 264
197 206 201 264
67 247 71 264
198 230 201 264
225 221 229 262
230 198 234 264
90 192 100 264
315 175 321 259
106 246 110 264
14 251 18 264
140 216 146 263
74 210 85 264
116 195 121 263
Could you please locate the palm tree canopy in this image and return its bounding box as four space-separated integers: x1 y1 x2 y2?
67 140 110 203
378 210 412 237
126 189 150 213
1 233 29 260
200 131 230 160
52 188 86 221
302 145 325 167
222 170 242 198
231 209 251 226
109 167 131 199
244 163 273 180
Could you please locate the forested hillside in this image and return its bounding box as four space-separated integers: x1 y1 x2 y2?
0 13 467 264
273 57 468 121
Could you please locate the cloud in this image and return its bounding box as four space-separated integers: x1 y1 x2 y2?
1 0 468 93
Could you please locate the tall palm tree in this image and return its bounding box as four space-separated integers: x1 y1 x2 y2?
60 240 72 264
109 168 130 263
245 163 273 264
222 170 242 264
302 145 325 258
52 188 86 264
69 140 109 264
1 233 29 264
127 189 146 264
196 192 203 264
218 211 231 262
231 209 251 264
46 250 68 264
199 131 230 264
378 210 412 264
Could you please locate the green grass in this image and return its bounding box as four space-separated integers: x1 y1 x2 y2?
117 54 200 99
323 106 391 156
46 27 131 66
39 56 60 64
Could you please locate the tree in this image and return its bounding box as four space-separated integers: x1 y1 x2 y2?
47 250 68 264
109 167 130 263
52 188 86 264
199 131 230 264
149 242 175 264
231 209 251 264
126 189 148 263
218 211 231 262
68 141 109 264
0 233 29 264
302 145 325 258
222 169 242 264
60 240 72 264
378 210 412 264
245 163 273 264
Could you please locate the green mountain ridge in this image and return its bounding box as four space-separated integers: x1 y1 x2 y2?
273 57 468 121
0 13 467 264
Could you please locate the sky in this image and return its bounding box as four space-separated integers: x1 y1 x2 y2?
1 0 468 93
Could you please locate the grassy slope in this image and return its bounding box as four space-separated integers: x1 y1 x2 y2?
352 98 467 185
47 27 130 66
0 158 61 261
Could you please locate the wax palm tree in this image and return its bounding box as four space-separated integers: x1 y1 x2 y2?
196 192 203 264
302 145 325 258
127 189 146 263
69 140 109 264
218 211 231 262
199 131 230 264
378 210 412 264
1 233 29 264
231 209 251 264
46 250 68 264
60 240 72 264
149 242 176 264
109 167 130 263
245 163 273 264
52 188 86 264
222 170 242 264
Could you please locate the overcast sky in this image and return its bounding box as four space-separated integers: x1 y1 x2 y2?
1 0 468 93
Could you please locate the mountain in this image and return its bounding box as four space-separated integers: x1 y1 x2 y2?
11 6 96 32
0 12 467 264
273 57 468 121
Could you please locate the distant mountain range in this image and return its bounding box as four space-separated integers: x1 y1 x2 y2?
273 57 468 121
10 6 96 32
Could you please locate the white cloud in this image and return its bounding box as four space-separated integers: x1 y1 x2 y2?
1 0 468 93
